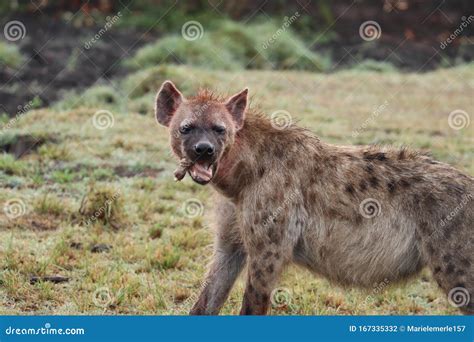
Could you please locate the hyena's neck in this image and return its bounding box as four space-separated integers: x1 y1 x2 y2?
211 114 322 199
211 133 253 198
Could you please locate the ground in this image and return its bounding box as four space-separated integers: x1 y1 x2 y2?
0 64 472 315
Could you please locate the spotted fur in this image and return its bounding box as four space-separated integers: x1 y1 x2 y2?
155 82 474 315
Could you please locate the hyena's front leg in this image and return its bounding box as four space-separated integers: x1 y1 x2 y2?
240 248 288 315
190 244 246 315
240 215 295 315
190 200 245 315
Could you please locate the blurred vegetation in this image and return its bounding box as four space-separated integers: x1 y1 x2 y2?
0 41 24 69
126 20 330 72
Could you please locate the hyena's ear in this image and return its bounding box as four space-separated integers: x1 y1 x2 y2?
225 88 248 130
155 80 184 127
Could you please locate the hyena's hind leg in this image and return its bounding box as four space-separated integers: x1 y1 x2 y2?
419 213 474 315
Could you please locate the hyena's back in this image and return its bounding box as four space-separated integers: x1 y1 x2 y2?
283 142 474 310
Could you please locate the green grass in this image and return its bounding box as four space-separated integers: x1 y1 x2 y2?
126 20 329 72
0 64 472 314
0 41 24 69
0 153 27 176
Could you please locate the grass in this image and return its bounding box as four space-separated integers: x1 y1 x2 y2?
0 63 472 315
0 41 24 69
0 153 27 176
126 20 329 72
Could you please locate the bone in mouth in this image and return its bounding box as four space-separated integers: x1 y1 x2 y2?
173 158 193 181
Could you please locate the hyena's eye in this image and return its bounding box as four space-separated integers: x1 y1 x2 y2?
179 125 193 134
212 125 226 134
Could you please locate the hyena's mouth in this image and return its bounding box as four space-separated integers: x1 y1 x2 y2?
189 161 216 185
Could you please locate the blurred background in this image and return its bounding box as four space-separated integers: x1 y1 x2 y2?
1 0 473 115
0 1 472 315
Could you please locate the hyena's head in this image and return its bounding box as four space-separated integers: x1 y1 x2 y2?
155 81 248 185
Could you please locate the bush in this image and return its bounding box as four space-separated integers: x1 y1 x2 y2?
56 85 123 111
0 153 27 176
126 20 328 72
122 64 217 99
0 42 24 69
78 185 127 229
351 60 397 73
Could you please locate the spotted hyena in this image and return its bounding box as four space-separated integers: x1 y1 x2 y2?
155 81 473 315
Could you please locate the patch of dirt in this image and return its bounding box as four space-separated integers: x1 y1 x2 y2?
313 2 474 71
1 1 472 117
67 163 163 178
0 133 57 158
5 213 62 231
113 164 164 178
90 243 112 253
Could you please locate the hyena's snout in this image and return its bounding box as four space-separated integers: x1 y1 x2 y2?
193 140 216 158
